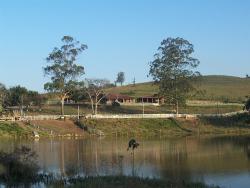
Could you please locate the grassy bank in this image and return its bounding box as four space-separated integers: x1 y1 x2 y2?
0 120 85 138
0 122 31 137
80 113 250 137
1 113 250 138
79 118 186 137
49 176 219 188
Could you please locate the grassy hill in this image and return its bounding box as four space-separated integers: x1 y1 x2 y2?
106 75 250 103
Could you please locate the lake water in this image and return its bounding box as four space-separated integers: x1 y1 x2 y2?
1 136 250 188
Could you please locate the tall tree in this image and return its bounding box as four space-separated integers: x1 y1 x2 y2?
25 91 47 108
8 86 28 116
69 81 86 103
85 79 110 114
44 36 87 115
116 72 125 86
0 83 7 113
149 37 201 114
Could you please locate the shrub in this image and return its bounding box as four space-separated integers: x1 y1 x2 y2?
112 101 121 107
0 146 40 185
244 98 250 111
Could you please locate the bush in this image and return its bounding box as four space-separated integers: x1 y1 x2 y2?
244 98 250 111
0 104 2 114
112 101 120 107
0 146 40 185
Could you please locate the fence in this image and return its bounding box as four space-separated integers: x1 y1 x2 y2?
0 110 245 121
85 114 197 119
16 115 79 121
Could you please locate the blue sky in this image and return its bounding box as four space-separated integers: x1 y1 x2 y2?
0 0 249 92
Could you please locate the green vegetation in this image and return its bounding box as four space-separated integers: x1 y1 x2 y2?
85 79 111 114
196 75 250 102
76 113 250 137
0 146 40 186
0 122 30 137
1 75 248 117
116 71 125 86
79 118 186 137
49 176 219 188
149 37 201 114
29 103 241 116
106 75 250 103
243 98 250 111
44 35 87 115
1 112 250 138
200 113 250 127
0 83 45 116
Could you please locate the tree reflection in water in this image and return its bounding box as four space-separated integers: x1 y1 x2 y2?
0 136 250 186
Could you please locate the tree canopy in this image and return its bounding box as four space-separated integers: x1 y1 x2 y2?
0 83 7 113
149 37 201 114
8 86 28 107
85 78 110 114
44 36 87 115
116 72 125 86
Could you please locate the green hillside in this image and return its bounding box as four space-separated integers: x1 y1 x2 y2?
106 75 250 103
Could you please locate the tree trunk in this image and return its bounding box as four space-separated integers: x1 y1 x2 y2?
61 97 65 116
94 96 98 115
174 74 178 115
77 104 80 120
176 100 179 115
91 102 95 114
87 92 95 114
90 98 94 115
95 103 98 115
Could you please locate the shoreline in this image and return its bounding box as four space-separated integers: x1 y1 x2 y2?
0 112 250 138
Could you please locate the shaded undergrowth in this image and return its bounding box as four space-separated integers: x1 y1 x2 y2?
0 146 40 187
200 112 250 128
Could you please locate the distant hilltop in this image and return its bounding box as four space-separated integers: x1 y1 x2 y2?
106 75 250 103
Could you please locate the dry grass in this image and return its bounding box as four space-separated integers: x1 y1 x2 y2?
30 120 85 136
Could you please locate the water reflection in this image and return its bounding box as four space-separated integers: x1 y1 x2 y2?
0 136 250 187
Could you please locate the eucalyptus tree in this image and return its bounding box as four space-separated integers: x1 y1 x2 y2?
44 36 87 115
149 37 201 114
85 78 110 114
